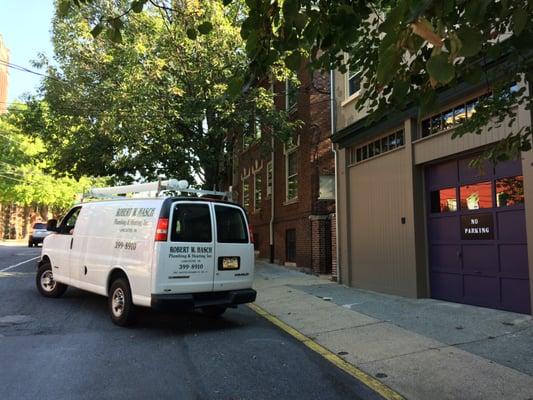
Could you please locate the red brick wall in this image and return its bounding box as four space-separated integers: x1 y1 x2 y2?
330 213 337 279
232 67 335 273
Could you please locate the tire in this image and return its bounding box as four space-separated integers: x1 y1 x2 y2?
36 262 67 298
28 238 34 247
108 278 135 326
201 306 227 318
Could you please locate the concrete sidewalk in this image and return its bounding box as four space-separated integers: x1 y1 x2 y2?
252 261 533 400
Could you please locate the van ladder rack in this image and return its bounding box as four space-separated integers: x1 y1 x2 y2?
83 179 233 202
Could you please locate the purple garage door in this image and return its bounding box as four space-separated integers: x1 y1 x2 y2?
426 155 530 314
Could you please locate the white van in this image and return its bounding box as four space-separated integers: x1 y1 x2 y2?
36 197 256 326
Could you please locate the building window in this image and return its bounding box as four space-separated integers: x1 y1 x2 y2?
496 176 524 207
460 182 493 210
266 162 273 197
348 129 405 165
254 172 262 211
242 179 250 209
286 79 298 113
286 149 298 201
285 229 296 262
420 94 489 138
430 188 457 213
243 114 261 150
319 175 335 199
347 67 361 98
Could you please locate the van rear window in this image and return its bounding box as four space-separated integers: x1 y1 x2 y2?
215 205 248 243
33 223 46 230
171 204 212 243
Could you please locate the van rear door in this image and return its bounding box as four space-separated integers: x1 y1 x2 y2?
213 204 254 291
153 201 216 294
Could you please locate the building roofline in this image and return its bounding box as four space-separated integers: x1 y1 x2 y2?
331 48 531 149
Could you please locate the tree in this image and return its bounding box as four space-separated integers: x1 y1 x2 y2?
0 109 102 217
20 0 295 190
74 0 533 161
241 0 533 161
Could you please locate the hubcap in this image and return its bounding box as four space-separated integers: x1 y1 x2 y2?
112 288 125 318
40 270 56 292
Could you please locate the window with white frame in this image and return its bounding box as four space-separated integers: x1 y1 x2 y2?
254 172 262 211
266 162 273 196
286 149 298 201
286 79 298 112
242 179 250 209
243 113 261 150
347 65 361 98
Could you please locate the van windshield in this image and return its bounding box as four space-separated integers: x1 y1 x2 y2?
215 205 248 243
33 223 46 230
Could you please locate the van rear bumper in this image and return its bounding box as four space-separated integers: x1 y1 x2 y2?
151 289 257 310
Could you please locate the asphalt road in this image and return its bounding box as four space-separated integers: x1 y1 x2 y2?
0 243 382 400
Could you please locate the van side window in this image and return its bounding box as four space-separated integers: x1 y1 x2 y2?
171 204 212 243
215 206 248 243
58 207 81 235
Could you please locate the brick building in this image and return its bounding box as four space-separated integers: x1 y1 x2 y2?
232 69 336 276
0 34 9 114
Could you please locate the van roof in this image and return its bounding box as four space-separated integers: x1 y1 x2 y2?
76 197 242 208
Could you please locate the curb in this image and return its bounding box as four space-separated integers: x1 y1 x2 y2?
248 303 405 400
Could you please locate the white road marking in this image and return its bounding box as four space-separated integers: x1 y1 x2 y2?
0 256 40 273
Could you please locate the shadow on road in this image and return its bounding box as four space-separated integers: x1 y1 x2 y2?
7 283 252 337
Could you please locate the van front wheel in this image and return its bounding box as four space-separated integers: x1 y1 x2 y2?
36 262 67 298
108 278 135 326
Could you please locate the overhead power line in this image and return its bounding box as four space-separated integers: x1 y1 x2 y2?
0 59 65 83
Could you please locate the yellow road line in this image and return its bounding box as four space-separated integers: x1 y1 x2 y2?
248 303 405 400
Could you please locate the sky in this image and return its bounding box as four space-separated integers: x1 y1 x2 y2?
0 0 55 103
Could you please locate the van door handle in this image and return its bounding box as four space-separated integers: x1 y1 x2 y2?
70 237 74 250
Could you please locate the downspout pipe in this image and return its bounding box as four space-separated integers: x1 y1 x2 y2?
269 133 275 263
330 69 340 283
269 82 275 264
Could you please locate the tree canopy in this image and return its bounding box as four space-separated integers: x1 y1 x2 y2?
0 108 102 215
17 0 295 190
73 0 533 161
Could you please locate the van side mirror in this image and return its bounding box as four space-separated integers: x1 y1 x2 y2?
46 219 58 232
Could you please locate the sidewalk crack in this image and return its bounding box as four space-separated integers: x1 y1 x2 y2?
311 321 385 335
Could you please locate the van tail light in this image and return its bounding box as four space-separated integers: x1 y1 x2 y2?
248 225 254 244
155 218 169 241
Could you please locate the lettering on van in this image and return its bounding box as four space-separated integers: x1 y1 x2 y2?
114 240 137 251
115 207 155 218
168 245 213 276
113 207 156 232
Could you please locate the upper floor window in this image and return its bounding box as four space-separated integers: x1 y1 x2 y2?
348 129 405 165
286 79 298 113
266 162 273 197
254 172 262 211
242 179 250 209
286 149 298 201
420 94 489 138
347 67 361 98
243 114 261 150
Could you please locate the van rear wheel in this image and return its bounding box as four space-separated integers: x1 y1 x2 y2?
36 262 67 298
108 278 135 326
201 306 227 318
